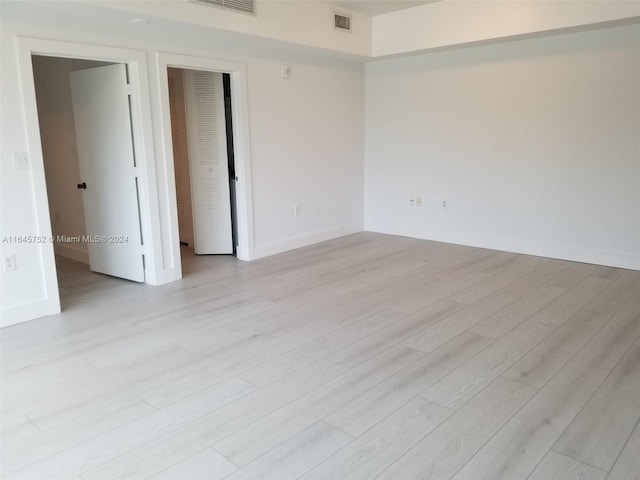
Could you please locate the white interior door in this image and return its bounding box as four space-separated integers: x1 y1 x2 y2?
70 63 144 282
183 70 233 255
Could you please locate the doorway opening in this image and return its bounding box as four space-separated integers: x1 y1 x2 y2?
32 55 146 308
166 67 238 264
10 39 256 323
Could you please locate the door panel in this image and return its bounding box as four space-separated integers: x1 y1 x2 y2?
184 70 233 255
69 63 144 282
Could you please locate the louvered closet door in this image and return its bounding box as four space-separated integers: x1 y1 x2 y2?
167 68 194 247
183 70 233 255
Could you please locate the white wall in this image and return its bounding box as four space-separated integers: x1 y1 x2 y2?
373 0 640 57
0 2 365 325
248 58 364 256
32 56 110 264
365 23 640 270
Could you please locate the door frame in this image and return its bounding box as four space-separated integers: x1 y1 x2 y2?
156 53 255 271
13 38 256 321
15 37 161 315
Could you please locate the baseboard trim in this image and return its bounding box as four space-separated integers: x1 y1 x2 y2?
1 296 61 328
365 221 640 271
147 266 182 286
252 223 363 260
146 224 365 281
54 243 89 264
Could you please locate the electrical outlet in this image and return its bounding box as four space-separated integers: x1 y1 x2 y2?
282 64 292 79
294 204 300 216
442 200 448 208
3 254 17 272
409 198 415 207
416 197 423 207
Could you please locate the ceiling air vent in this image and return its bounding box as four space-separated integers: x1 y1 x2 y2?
334 13 351 32
193 0 255 15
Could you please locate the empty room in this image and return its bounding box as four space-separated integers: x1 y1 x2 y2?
1 1 639 479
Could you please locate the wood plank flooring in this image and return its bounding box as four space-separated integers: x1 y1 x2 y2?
1 232 640 480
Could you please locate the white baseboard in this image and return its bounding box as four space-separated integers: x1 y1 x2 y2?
252 223 363 260
146 224 363 284
366 221 640 271
0 296 61 328
54 243 89 264
147 266 182 286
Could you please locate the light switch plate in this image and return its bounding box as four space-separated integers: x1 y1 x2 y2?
13 152 30 170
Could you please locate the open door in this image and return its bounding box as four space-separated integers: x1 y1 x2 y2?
183 70 233 255
69 64 144 282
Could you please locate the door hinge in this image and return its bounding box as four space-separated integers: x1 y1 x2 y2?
125 84 133 96
142 254 146 269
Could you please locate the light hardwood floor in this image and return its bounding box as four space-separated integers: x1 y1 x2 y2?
1 232 640 480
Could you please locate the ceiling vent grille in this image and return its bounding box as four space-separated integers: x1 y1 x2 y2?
194 0 255 15
334 13 351 32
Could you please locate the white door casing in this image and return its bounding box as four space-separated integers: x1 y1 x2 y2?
70 63 145 282
6 41 255 325
183 70 233 255
156 52 255 274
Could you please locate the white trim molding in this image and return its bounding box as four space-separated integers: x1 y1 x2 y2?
366 221 640 271
6 37 159 324
155 52 256 281
253 223 363 260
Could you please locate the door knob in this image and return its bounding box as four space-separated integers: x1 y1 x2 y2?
77 182 87 189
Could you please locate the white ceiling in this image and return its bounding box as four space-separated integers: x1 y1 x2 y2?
325 0 435 17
